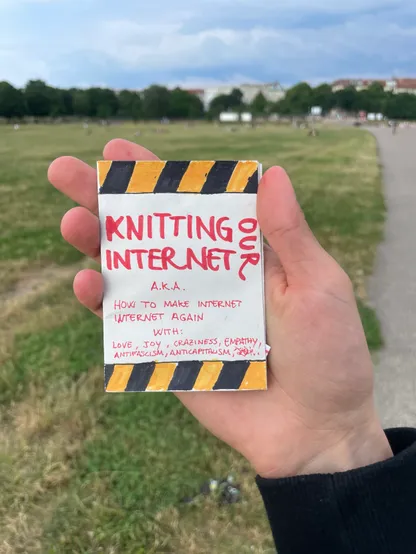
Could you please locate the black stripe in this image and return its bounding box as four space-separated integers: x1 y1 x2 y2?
244 169 259 193
201 161 238 194
213 360 250 390
125 362 155 391
100 161 135 194
153 161 190 193
104 364 114 389
168 361 202 391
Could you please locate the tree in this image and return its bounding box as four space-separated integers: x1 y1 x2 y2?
384 93 416 120
0 81 25 119
229 88 244 108
97 103 112 119
209 94 232 116
24 80 54 117
355 82 386 113
142 85 171 119
168 88 204 119
130 94 143 122
87 88 118 118
275 82 313 115
311 84 334 114
366 82 385 112
98 88 118 117
334 86 359 113
187 94 204 119
72 88 118 118
208 88 244 117
73 89 92 117
118 90 142 120
60 89 74 116
48 88 69 118
250 92 268 115
273 98 291 115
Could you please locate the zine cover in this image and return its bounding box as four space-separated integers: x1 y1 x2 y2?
97 160 267 392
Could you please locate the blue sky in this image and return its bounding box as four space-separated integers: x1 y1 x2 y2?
0 0 415 89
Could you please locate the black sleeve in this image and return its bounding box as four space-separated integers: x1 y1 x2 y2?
256 428 416 554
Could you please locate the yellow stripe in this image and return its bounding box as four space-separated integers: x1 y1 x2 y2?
126 161 166 193
239 361 267 391
192 361 223 391
146 362 177 391
97 160 113 188
177 161 215 192
106 364 134 392
226 161 257 193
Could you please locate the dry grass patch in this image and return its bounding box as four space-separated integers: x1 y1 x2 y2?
0 369 103 554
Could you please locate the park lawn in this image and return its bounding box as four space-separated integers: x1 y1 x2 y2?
0 122 384 553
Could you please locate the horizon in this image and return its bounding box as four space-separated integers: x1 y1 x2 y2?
4 76 416 92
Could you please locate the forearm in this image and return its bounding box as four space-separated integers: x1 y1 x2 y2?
257 428 416 554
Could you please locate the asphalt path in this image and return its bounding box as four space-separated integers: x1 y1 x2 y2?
368 127 416 426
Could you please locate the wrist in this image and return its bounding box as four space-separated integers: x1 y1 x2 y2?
257 419 393 479
295 421 393 476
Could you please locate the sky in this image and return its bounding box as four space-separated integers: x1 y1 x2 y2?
0 0 415 89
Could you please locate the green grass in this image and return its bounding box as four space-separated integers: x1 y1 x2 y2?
357 298 384 351
0 122 385 553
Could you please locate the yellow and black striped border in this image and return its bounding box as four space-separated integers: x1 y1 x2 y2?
97 160 259 194
105 360 267 392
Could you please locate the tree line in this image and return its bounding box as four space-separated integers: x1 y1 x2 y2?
1 79 416 121
0 80 205 121
210 83 416 120
276 82 416 120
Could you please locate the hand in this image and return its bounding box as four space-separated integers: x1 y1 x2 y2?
48 139 392 478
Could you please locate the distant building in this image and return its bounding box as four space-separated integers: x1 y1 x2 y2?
198 82 285 109
183 88 205 102
332 77 416 95
385 78 416 95
332 79 386 92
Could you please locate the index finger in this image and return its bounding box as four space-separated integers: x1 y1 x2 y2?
48 140 159 215
48 156 99 214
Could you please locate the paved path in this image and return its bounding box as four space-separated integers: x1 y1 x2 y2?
368 127 416 427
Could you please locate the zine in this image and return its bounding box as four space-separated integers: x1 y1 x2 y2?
97 160 267 392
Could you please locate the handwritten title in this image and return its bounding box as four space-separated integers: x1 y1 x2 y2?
104 213 260 281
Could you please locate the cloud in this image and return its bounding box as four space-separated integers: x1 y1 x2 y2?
0 0 415 88
89 13 416 77
168 74 262 89
0 0 62 5
0 49 51 86
106 0 411 19
207 0 408 13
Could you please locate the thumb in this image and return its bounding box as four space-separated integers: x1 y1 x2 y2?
257 166 332 284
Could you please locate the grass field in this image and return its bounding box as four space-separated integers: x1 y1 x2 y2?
0 122 384 553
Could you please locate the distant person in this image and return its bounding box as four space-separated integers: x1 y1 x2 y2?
392 120 398 135
82 121 92 136
48 139 416 554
